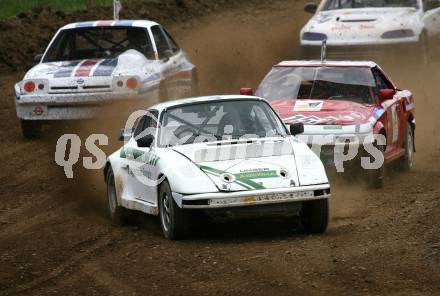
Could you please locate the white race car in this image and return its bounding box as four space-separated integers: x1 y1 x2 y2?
104 95 331 240
300 0 440 59
15 20 198 138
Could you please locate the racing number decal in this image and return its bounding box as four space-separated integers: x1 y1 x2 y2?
391 105 399 143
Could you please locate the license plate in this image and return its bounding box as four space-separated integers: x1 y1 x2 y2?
209 191 314 206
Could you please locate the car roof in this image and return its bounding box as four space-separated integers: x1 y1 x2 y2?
276 60 378 68
61 20 159 30
150 95 266 112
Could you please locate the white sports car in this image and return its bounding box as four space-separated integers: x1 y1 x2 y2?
15 20 198 138
104 95 331 240
300 0 440 59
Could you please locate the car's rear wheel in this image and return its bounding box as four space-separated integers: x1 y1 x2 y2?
300 199 329 234
367 141 385 189
159 181 190 240
21 120 42 139
397 122 415 172
106 168 130 226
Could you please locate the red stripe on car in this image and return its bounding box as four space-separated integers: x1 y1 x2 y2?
96 20 114 27
75 60 99 77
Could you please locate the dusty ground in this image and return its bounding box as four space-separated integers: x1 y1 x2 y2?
1 1 440 295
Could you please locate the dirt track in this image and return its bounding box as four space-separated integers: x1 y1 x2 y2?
1 1 440 295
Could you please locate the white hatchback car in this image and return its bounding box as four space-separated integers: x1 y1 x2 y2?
104 95 331 239
300 0 440 59
15 20 198 138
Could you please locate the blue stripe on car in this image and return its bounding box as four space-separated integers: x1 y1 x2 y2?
114 20 134 26
75 21 96 28
93 59 118 76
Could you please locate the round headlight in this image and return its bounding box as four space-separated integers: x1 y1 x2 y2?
24 81 36 93
126 77 139 90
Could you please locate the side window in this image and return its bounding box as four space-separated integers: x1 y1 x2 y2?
373 68 393 90
163 29 180 53
126 28 155 60
133 111 159 139
151 25 171 59
372 68 393 100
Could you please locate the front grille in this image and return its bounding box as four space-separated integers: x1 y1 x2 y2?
51 86 78 90
82 85 111 90
49 84 112 94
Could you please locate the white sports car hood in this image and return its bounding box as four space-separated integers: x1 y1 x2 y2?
24 50 159 93
302 7 423 45
172 137 328 191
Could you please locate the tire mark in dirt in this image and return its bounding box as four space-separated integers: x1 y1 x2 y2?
1 231 127 296
81 262 138 296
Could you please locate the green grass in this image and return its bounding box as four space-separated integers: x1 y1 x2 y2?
0 0 124 19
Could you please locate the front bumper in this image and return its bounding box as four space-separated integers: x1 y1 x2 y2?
174 184 330 209
15 88 160 120
298 132 375 166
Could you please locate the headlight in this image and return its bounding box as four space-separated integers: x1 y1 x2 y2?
302 32 328 41
22 79 48 94
381 29 415 39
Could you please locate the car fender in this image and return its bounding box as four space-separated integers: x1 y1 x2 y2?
291 139 329 186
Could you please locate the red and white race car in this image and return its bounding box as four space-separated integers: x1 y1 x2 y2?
241 60 415 188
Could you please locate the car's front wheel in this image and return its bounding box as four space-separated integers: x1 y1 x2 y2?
300 199 329 234
159 181 190 240
106 168 130 226
20 120 42 139
397 122 415 172
366 141 385 189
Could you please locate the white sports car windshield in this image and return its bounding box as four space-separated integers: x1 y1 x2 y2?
323 0 419 10
256 67 377 104
158 100 287 147
43 27 155 62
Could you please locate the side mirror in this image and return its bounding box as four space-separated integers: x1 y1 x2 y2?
304 2 318 14
240 87 254 96
290 122 304 136
136 134 154 148
34 54 43 64
379 89 396 102
119 128 133 141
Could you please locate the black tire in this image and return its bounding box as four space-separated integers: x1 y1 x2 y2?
159 181 190 240
300 199 329 234
367 141 385 189
106 168 130 226
21 120 42 139
397 122 415 172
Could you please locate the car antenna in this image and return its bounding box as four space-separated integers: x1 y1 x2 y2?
113 0 122 20
321 39 327 63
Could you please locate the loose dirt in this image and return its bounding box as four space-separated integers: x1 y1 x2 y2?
1 1 440 295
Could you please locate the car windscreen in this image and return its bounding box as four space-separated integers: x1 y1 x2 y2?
43 27 155 62
256 66 377 105
158 100 287 147
323 0 419 10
